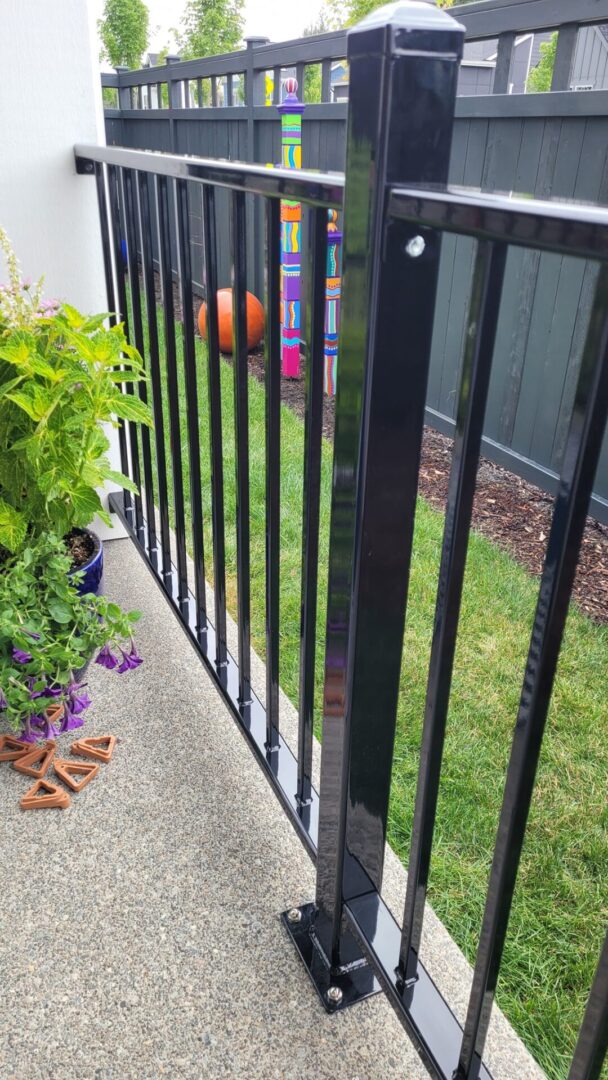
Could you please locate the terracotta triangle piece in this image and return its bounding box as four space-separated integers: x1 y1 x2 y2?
20 778 71 810
13 740 56 778
0 735 36 762
71 735 117 763
53 757 99 792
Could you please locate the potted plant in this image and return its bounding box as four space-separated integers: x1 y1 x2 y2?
0 229 151 739
0 533 142 740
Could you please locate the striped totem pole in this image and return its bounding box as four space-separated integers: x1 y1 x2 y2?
324 210 342 395
278 78 304 377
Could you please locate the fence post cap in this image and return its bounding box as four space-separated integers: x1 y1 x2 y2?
165 54 181 64
349 0 464 49
245 36 270 46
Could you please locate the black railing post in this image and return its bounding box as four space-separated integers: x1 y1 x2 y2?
283 0 464 1009
245 36 269 299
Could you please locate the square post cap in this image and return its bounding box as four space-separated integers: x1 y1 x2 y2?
348 0 465 57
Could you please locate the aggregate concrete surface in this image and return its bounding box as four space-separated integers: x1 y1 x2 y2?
0 539 545 1080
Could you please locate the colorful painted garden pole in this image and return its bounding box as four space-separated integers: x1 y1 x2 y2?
324 210 342 396
277 78 304 378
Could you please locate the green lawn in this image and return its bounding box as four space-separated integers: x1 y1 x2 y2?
137 301 607 1080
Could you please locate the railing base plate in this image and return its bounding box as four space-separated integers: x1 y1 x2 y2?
281 902 380 1013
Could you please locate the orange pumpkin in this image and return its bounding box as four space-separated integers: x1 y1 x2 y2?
197 288 264 354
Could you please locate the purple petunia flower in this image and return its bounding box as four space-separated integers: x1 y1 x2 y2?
0 688 7 710
95 643 118 670
36 712 61 739
56 681 91 734
23 629 41 641
68 683 92 716
19 712 59 742
30 686 62 703
117 641 143 674
12 648 32 664
57 712 83 738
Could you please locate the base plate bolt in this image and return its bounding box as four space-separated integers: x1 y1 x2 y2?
326 985 343 1006
287 907 302 924
405 234 426 258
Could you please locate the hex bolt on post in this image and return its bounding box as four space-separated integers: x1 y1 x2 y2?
287 908 302 924
405 234 426 258
326 986 343 1006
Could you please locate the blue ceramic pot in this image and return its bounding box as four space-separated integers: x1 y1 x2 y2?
69 529 104 596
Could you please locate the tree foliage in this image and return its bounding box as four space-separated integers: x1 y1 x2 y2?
98 0 149 70
176 0 244 61
526 32 557 93
302 16 330 104
324 0 457 28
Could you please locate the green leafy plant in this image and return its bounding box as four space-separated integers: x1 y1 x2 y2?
0 533 141 738
0 227 151 553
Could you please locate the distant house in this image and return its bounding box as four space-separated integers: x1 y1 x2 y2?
570 25 608 90
459 24 608 95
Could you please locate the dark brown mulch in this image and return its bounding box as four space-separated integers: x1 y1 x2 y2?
161 273 608 624
247 349 608 626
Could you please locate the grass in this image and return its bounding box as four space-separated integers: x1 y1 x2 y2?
136 299 607 1080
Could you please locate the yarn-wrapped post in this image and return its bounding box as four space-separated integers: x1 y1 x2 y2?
277 78 305 378
324 210 342 395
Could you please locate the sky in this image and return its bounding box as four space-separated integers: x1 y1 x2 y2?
92 0 325 63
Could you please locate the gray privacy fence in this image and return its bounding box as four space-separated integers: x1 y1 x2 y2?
102 0 608 522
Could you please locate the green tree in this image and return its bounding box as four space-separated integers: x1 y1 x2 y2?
98 0 149 69
325 0 457 28
176 0 244 61
302 16 330 104
526 32 558 93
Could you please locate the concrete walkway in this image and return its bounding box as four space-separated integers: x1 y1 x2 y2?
1 540 543 1080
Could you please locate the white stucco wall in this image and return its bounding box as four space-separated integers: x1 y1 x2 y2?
0 0 124 532
0 0 106 310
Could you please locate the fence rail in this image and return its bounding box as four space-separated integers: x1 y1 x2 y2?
81 3 608 1077
100 0 608 108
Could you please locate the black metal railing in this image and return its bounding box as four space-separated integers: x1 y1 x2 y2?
77 3 607 1078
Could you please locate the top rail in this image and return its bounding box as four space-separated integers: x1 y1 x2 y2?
389 185 608 261
100 0 608 93
76 143 608 261
74 144 344 208
451 0 608 38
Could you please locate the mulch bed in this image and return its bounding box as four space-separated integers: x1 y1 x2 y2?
162 275 608 625
248 350 608 625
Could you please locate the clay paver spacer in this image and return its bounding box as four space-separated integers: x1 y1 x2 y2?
20 778 71 810
0 735 37 763
53 757 100 792
71 735 117 763
13 740 57 778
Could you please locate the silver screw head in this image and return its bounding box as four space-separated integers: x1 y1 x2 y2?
287 907 302 924
405 234 426 258
326 985 343 1005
